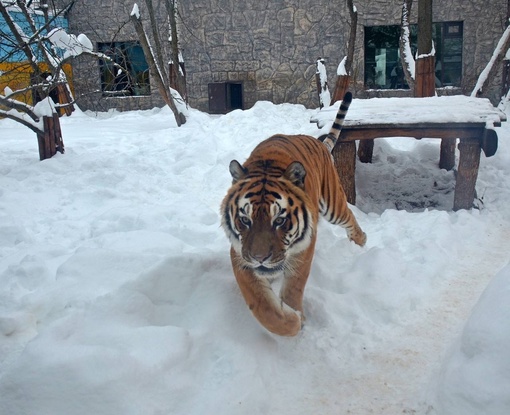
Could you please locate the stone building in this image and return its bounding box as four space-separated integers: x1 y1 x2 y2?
68 0 509 112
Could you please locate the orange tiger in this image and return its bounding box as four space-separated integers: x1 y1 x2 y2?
221 92 366 336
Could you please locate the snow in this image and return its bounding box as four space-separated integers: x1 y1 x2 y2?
47 28 93 59
33 96 56 117
435 264 510 415
337 56 348 76
316 59 331 107
130 3 140 19
1 98 510 414
313 95 506 127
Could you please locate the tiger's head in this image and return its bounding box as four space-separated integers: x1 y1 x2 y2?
221 159 316 278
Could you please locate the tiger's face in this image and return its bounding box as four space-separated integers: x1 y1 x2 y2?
222 160 314 278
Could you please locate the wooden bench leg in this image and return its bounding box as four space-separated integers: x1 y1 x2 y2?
358 139 374 163
332 141 356 205
453 138 481 211
439 138 456 170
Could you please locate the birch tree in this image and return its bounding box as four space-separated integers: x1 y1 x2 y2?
399 0 415 90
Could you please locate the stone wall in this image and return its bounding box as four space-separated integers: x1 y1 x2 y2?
68 0 508 112
180 0 350 111
68 0 167 111
180 0 508 111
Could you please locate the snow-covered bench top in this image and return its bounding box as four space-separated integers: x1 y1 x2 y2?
311 95 507 130
311 95 506 211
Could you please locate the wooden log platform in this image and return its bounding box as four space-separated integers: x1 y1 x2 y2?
311 95 506 210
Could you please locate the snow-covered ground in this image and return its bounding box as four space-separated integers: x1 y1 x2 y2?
0 100 509 414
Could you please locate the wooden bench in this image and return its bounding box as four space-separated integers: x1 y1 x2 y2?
311 95 506 211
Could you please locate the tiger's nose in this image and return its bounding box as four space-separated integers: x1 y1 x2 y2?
251 252 272 264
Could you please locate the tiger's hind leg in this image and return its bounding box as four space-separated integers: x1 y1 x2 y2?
322 178 367 247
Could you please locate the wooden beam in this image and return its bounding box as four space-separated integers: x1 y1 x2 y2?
339 125 486 141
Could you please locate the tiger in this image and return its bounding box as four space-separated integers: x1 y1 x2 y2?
221 92 366 337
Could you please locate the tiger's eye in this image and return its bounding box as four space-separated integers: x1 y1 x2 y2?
240 216 251 227
274 217 286 227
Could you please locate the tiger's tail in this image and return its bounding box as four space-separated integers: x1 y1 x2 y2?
321 91 353 153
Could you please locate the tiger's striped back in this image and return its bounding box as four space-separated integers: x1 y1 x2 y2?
321 91 353 153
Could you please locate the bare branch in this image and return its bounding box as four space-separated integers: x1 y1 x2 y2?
0 94 40 122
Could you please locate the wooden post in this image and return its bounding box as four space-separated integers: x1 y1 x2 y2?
357 139 374 163
36 114 65 161
56 83 75 116
332 141 357 205
439 138 456 170
331 75 350 105
453 138 481 210
415 0 435 98
415 55 436 97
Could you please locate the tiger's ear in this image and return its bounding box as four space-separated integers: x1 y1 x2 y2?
229 160 248 183
284 161 306 188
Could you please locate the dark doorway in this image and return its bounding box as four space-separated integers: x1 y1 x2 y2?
208 82 244 114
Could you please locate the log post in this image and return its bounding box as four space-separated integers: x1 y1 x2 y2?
439 138 456 170
331 75 350 105
357 139 374 163
415 0 435 98
56 83 75 116
332 141 357 205
415 55 436 97
453 138 481 211
36 114 65 161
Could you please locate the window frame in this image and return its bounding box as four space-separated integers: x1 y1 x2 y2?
364 21 464 90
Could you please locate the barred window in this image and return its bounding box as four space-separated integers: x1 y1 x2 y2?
98 42 150 97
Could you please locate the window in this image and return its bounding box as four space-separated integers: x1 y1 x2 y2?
98 42 150 96
364 22 463 90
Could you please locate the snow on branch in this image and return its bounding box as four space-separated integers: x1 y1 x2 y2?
399 0 415 87
46 29 93 59
337 56 348 76
316 58 331 109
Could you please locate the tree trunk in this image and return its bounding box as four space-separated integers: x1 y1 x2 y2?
331 0 357 104
166 0 187 102
344 0 357 76
414 0 435 97
399 0 415 90
130 9 186 126
471 24 510 98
